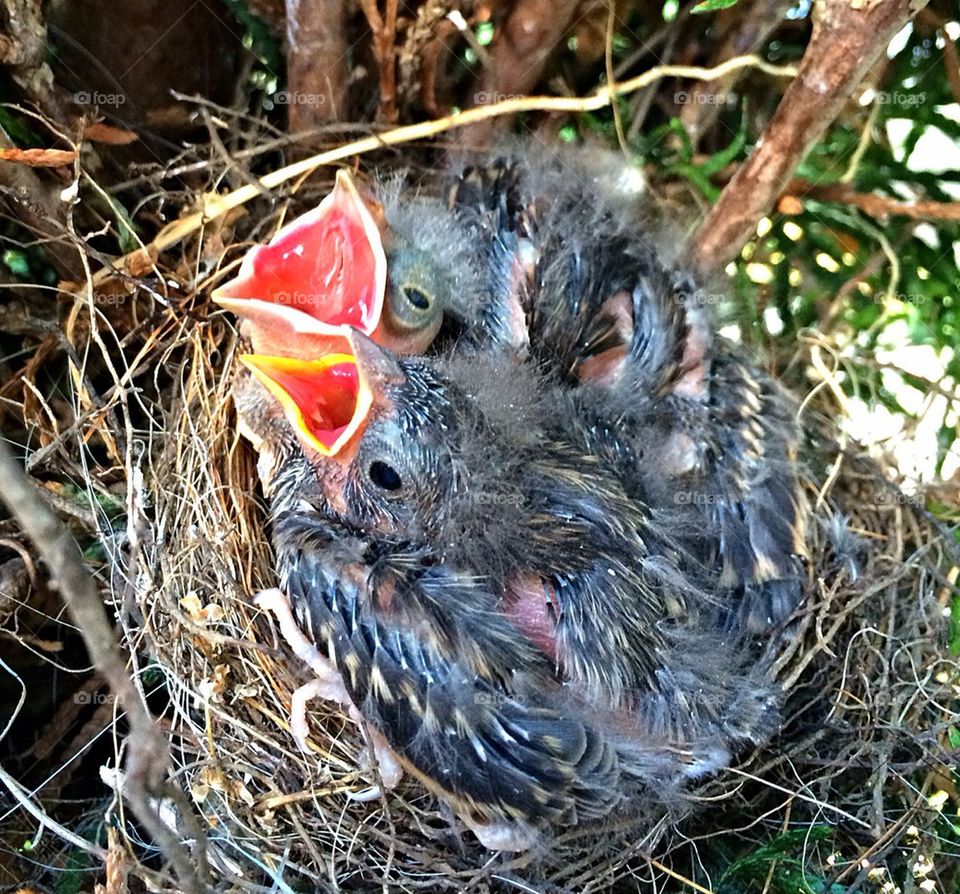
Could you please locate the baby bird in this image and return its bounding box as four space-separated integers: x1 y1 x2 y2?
213 169 501 360
449 149 810 632
236 329 779 850
220 153 810 634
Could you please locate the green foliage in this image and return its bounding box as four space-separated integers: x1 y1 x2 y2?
692 0 740 13
2 245 57 285
54 848 93 894
223 0 283 106
662 108 750 200
0 105 44 147
716 24 960 477
714 828 840 894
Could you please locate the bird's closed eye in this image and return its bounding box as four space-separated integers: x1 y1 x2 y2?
369 459 403 492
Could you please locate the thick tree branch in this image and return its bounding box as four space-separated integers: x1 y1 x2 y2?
690 0 930 275
285 0 349 132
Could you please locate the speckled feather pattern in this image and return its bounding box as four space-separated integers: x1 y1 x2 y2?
234 146 809 841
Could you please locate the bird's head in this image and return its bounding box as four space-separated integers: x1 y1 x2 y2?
240 328 542 550
214 170 490 360
240 330 461 538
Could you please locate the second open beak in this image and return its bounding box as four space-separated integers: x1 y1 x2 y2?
239 352 372 457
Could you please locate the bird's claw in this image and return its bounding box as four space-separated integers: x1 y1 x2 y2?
346 784 384 802
289 679 325 751
255 588 350 697
352 710 404 792
255 587 405 793
461 814 539 852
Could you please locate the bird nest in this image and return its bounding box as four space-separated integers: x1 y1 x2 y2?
6 160 958 893
123 284 958 889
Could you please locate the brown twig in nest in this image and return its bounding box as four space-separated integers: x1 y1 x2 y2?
0 439 206 893
90 54 799 290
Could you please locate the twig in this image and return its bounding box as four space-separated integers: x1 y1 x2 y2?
0 761 108 859
0 439 206 893
690 0 929 274
605 0 627 155
91 55 798 288
360 0 400 122
642 855 714 894
786 177 960 221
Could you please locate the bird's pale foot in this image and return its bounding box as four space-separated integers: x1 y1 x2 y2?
254 589 347 694
461 814 539 852
288 679 327 750
255 588 404 796
346 703 404 799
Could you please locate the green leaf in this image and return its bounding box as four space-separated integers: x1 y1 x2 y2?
2 249 31 278
692 0 739 13
102 194 140 254
476 22 494 46
0 107 44 147
948 727 960 750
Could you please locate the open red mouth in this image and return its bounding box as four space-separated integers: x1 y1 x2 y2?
214 169 386 357
239 353 370 456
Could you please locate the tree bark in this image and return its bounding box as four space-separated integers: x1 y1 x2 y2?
285 0 349 132
690 0 929 275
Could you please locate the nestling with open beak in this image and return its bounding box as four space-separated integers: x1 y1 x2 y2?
235 329 780 851
213 169 506 361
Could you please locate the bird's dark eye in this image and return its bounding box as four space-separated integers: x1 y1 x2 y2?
402 285 431 311
383 255 443 335
369 460 403 491
385 281 436 333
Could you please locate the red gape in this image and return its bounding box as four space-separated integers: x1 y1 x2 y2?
213 169 387 360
